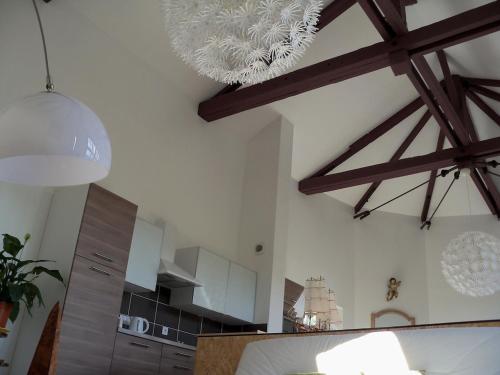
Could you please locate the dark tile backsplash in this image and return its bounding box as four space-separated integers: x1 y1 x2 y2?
120 286 264 347
128 295 156 323
201 318 221 334
179 311 201 334
156 303 180 329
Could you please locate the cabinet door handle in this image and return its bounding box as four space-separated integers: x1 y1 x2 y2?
93 252 114 262
175 352 193 358
88 266 110 276
174 365 192 371
130 341 150 349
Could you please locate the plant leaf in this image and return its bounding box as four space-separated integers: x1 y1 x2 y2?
13 259 53 273
30 266 64 284
23 283 44 309
2 234 23 257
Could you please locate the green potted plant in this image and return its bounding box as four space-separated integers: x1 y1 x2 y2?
0 233 64 329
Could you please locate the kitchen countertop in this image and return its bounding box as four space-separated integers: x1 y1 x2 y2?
118 328 197 351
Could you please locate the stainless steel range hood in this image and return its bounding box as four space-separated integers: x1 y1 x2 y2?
157 259 202 288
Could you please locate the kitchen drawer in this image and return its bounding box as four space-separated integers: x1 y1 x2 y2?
110 333 162 375
163 344 195 364
57 256 125 374
160 359 194 375
76 184 137 272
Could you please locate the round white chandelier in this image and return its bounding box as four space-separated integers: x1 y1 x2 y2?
161 0 323 84
442 231 500 297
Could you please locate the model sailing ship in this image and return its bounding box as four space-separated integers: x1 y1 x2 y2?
302 276 343 331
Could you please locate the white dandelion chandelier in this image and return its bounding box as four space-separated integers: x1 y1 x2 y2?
442 231 500 297
161 0 323 84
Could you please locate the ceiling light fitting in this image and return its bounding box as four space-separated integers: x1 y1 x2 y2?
0 0 111 186
161 0 322 84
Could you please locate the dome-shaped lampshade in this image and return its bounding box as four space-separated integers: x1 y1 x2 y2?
0 92 111 186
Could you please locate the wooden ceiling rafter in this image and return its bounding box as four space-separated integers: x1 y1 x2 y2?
197 0 500 219
462 77 500 88
198 1 500 121
353 110 431 214
298 136 500 194
211 0 359 100
353 0 500 219
466 90 500 128
309 97 424 178
468 84 500 102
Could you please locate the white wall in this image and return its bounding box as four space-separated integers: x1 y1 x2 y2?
0 0 249 370
286 184 356 328
0 0 247 264
237 117 293 331
425 215 500 323
286 185 500 329
0 184 53 375
353 212 428 328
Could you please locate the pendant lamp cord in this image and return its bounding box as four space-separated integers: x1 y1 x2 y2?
32 0 54 92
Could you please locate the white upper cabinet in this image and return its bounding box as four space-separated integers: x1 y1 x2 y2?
224 262 256 322
171 247 256 322
192 248 230 313
125 218 163 291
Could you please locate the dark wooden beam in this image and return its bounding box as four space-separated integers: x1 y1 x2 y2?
309 97 424 178
199 42 394 121
466 90 500 128
436 51 460 108
468 84 500 102
458 79 500 216
361 0 500 217
405 65 461 147
199 1 500 121
462 77 500 87
375 0 407 35
421 131 446 222
412 55 471 143
317 0 358 31
358 0 395 40
396 1 500 56
354 110 431 213
299 136 500 194
210 0 358 108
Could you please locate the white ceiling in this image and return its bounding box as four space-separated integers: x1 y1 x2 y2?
66 0 500 217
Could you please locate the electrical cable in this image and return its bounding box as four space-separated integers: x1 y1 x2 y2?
32 0 54 91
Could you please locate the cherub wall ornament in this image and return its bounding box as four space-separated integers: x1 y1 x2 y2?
386 278 401 301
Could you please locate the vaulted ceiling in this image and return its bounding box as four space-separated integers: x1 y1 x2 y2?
67 0 500 217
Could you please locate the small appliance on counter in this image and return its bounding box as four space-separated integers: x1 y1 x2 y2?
129 317 150 334
118 314 131 329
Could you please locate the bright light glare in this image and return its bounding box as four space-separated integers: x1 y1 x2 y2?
316 332 418 375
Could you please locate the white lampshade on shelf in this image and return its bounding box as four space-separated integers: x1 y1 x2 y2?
0 0 111 186
0 92 111 186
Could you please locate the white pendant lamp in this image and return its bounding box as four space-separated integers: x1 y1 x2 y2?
0 0 111 186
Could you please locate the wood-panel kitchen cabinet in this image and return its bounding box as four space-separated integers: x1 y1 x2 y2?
57 256 126 374
110 334 195 375
160 344 195 375
37 184 138 374
110 333 162 375
76 184 137 272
